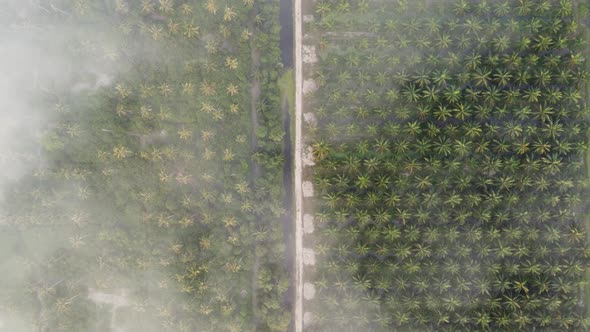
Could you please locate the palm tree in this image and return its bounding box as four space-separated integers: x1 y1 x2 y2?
312 140 331 161
541 154 562 173
453 0 469 15
472 67 492 88
373 138 390 155
434 106 452 121
364 192 380 207
452 139 472 158
436 33 452 49
442 86 461 104
342 155 360 174
362 157 380 173
402 83 420 102
433 138 452 156
184 23 200 38
355 174 371 189
442 52 460 68
373 209 391 225
333 174 349 189
364 89 379 104
421 86 439 103
542 120 563 139
461 88 478 103
535 69 552 87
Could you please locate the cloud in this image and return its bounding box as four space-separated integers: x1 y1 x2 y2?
0 2 142 331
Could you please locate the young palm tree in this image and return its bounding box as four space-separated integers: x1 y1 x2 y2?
312 140 331 161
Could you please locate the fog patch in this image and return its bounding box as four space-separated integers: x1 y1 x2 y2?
303 181 314 197
302 146 316 166
303 79 318 94
302 248 316 266
0 2 174 331
303 282 316 300
303 45 318 64
303 112 317 126
303 214 314 234
88 288 131 332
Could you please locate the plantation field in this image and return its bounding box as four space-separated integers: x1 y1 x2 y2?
0 1 290 331
301 0 590 331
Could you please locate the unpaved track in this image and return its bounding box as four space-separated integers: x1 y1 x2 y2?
293 0 303 329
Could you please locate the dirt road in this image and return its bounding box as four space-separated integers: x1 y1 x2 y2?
293 0 303 329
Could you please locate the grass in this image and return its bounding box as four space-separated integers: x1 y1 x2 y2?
279 68 296 178
279 68 295 112
280 68 298 283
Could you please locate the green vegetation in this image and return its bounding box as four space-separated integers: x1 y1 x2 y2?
0 1 289 331
305 0 590 330
280 69 295 111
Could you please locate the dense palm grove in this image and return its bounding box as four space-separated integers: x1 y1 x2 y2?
0 0 289 331
305 0 590 330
